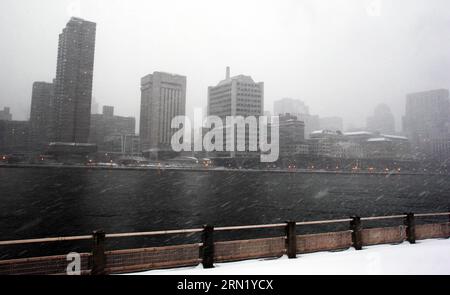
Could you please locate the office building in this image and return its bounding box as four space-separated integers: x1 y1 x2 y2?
140 71 187 156
273 98 319 139
89 105 136 154
30 81 54 150
207 67 264 157
402 89 450 159
276 113 307 156
0 120 30 153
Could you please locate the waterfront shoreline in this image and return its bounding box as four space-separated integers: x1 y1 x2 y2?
0 163 444 176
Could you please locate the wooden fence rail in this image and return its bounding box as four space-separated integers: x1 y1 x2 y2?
0 212 449 275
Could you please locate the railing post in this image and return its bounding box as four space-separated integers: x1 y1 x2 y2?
285 221 297 258
91 230 106 275
201 224 214 269
350 216 362 250
404 212 416 244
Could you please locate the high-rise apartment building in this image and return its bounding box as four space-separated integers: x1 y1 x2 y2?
50 17 96 143
139 72 187 153
30 81 54 150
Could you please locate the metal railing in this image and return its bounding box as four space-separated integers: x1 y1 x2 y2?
0 211 449 274
0 212 448 246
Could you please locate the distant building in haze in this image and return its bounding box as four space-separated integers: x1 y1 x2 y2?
274 98 309 115
402 89 450 160
273 98 319 139
319 116 344 132
91 96 99 114
366 104 395 134
30 81 54 150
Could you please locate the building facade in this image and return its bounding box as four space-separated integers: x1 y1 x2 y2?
0 120 30 153
30 81 54 150
274 98 309 115
140 71 187 154
402 89 450 160
366 103 395 134
207 67 264 157
50 17 96 143
89 106 136 154
275 113 307 156
273 98 319 139
308 130 346 158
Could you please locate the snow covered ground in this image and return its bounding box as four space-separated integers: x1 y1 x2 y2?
134 239 450 275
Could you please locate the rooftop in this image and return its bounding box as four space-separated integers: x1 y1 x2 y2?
216 75 256 87
382 134 408 141
367 137 391 142
344 131 374 136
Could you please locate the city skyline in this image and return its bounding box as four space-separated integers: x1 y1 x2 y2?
2 0 450 131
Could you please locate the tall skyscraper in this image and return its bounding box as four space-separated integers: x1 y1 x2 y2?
207 67 264 156
50 17 96 143
402 89 450 159
140 72 187 153
366 104 395 134
30 81 54 150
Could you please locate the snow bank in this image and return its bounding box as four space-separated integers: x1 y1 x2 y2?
133 239 450 275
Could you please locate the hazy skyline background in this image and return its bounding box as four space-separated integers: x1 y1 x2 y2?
1 0 450 132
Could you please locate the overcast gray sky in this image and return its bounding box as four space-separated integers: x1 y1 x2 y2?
1 0 450 131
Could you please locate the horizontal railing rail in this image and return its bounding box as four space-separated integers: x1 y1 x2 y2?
0 235 92 246
105 228 204 238
361 214 406 221
296 218 352 225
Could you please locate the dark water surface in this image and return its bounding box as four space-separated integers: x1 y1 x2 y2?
1 167 449 258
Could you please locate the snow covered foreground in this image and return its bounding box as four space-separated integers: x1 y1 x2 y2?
133 239 450 275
